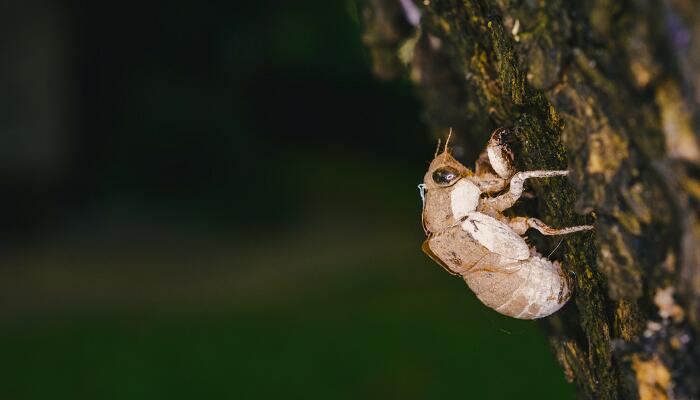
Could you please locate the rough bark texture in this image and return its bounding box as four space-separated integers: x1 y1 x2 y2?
360 0 700 398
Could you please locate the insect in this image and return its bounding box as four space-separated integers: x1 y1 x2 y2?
420 128 593 319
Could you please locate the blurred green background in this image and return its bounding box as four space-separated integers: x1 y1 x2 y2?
0 0 573 398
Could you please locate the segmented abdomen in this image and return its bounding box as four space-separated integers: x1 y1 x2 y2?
426 226 570 319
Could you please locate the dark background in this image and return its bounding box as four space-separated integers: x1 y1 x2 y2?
0 1 573 398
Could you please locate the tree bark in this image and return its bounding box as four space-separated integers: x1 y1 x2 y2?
360 0 700 398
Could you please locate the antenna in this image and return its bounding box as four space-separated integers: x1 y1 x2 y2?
434 138 442 158
443 127 453 157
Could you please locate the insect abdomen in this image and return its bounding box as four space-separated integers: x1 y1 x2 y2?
426 226 570 319
464 256 570 319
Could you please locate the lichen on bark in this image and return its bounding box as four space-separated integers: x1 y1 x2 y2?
360 0 700 398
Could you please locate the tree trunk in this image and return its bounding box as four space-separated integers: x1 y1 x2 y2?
360 0 700 398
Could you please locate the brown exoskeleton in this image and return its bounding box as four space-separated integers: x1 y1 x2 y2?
419 128 593 319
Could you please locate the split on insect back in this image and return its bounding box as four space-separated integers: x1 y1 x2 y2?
419 128 594 319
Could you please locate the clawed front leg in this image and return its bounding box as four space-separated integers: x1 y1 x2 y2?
485 170 569 211
508 217 594 236
473 150 509 193
474 176 508 193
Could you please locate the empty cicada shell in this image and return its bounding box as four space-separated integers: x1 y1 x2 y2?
419 128 593 319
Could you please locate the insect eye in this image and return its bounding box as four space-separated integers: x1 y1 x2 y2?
432 166 460 186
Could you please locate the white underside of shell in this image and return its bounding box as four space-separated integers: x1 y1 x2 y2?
450 180 480 219
461 212 530 260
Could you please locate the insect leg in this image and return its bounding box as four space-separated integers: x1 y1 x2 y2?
486 127 516 179
476 177 508 193
522 217 593 235
474 150 491 176
506 217 530 235
485 170 569 211
472 150 509 193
